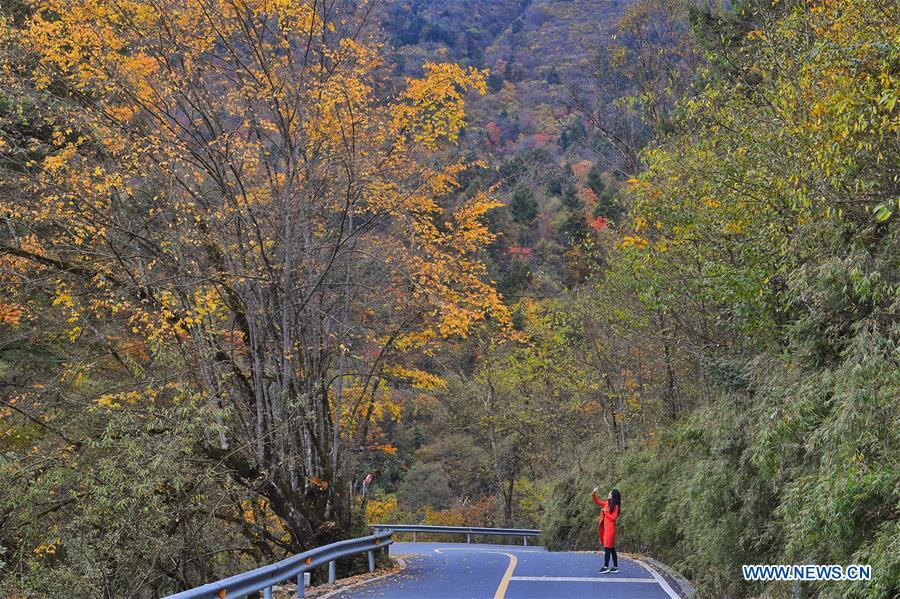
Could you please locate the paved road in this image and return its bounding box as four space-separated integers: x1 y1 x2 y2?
332 542 682 599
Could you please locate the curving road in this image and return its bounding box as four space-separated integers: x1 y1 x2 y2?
332 542 684 599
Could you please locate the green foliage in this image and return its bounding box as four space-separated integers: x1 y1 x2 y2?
415 434 491 499
0 398 251 596
541 467 601 551
509 187 538 224
752 225 899 598
398 461 454 511
586 164 605 196
0 291 255 596
545 66 561 85
558 209 588 245
498 257 533 298
541 1 900 597
559 118 586 150
560 183 580 210
589 170 622 222
546 176 562 197
543 397 778 598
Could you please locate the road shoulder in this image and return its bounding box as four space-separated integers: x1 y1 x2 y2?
629 554 695 598
273 556 408 599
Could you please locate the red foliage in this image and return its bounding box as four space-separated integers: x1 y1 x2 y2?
589 216 609 231
530 133 552 148
507 245 533 257
486 121 501 146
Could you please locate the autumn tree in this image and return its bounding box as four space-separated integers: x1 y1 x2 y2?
1 0 508 570
568 0 703 174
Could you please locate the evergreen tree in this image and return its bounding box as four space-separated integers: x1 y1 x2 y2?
547 176 562 196
561 183 581 210
510 188 539 224
546 66 561 85
587 163 605 196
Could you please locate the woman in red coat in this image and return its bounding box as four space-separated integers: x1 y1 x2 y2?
591 487 621 573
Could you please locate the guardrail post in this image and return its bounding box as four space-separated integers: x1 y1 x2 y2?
297 573 304 598
264 586 273 599
368 550 375 573
412 531 417 542
328 560 336 584
523 536 528 546
466 533 471 543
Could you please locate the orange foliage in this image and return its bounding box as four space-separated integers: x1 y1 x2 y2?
0 303 24 327
578 186 599 209
571 160 593 182
423 497 498 528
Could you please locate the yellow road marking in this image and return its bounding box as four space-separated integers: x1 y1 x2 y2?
432 548 519 599
492 552 518 599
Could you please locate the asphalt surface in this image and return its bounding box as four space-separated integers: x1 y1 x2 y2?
332 542 682 599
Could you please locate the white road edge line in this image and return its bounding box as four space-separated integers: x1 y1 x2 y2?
432 548 541 554
510 576 656 583
635 559 682 599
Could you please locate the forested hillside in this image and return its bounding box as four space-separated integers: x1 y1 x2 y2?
1 0 897 598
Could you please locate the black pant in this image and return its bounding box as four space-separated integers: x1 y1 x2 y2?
604 547 618 568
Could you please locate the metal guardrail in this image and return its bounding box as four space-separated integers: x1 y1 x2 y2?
371 524 541 546
164 530 393 599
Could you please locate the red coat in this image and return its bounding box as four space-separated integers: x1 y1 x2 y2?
592 492 620 548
